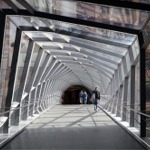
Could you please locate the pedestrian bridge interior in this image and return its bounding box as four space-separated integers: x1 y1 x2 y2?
0 0 150 149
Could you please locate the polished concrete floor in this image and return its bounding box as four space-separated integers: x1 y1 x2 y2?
1 105 145 149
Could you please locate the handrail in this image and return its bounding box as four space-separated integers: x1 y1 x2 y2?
8 99 46 128
100 95 141 106
0 94 60 128
99 96 150 120
100 97 141 124
0 94 150 127
101 98 141 124
0 94 60 116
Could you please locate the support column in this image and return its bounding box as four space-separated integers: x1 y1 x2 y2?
0 12 5 66
34 85 41 114
130 66 135 127
29 89 36 116
16 39 34 103
122 77 129 121
112 91 118 115
116 85 123 117
38 82 46 111
3 29 22 133
21 95 29 121
10 105 20 126
140 31 146 137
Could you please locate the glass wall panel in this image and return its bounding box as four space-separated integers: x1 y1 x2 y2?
12 33 29 102
24 43 40 92
34 84 41 112
32 52 47 85
127 76 131 123
25 0 149 29
0 19 17 111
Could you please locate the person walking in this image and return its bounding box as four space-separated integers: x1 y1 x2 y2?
92 87 100 111
82 89 88 104
79 90 83 104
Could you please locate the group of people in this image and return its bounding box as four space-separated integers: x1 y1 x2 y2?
79 89 88 104
79 87 101 111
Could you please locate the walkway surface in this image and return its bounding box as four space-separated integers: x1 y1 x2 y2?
1 105 145 149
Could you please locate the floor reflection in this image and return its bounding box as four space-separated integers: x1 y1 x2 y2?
27 105 116 129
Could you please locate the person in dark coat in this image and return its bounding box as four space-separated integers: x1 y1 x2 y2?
92 87 100 111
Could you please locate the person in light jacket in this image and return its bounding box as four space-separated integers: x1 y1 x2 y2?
82 89 88 104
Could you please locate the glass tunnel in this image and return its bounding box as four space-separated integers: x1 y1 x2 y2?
0 0 150 148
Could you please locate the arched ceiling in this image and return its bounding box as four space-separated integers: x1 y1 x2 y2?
1 0 148 95
0 0 150 136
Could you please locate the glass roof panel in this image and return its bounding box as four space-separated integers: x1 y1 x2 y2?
24 31 123 63
22 17 48 29
7 14 137 72
8 15 137 46
0 0 11 9
41 18 137 46
71 37 127 56
25 32 48 39
11 0 26 9
9 15 134 46
51 21 136 46
80 47 122 63
8 16 32 27
122 0 150 4
43 32 127 57
93 57 118 69
143 18 150 42
24 30 128 58
37 41 122 63
8 16 48 29
96 64 115 74
24 0 150 29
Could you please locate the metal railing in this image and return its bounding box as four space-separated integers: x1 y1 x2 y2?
99 96 150 131
0 94 60 132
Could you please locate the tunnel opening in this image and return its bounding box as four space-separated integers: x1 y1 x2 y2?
62 85 91 105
